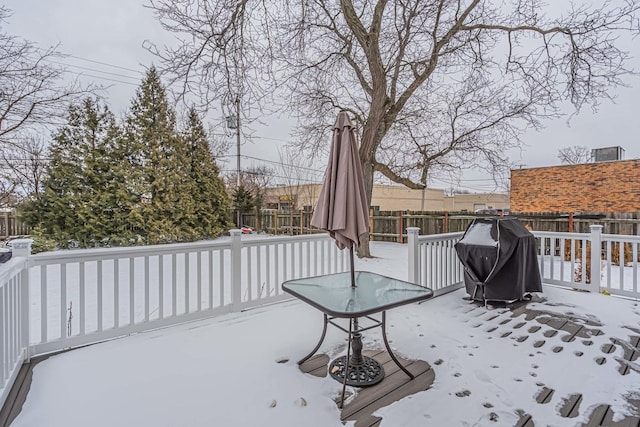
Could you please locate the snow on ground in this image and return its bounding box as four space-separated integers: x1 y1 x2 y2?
10 241 640 427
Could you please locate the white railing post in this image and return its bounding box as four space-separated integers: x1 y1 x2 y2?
10 238 33 258
12 239 32 361
590 225 603 292
21 264 31 362
407 227 420 284
230 230 243 309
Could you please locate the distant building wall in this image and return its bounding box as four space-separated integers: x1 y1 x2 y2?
370 185 445 211
265 184 508 212
444 193 510 212
510 159 640 212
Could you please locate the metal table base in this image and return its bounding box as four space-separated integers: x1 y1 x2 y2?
298 311 414 407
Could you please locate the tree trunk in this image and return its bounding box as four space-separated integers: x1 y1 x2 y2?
357 145 375 258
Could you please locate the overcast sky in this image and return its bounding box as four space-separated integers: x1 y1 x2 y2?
4 0 640 193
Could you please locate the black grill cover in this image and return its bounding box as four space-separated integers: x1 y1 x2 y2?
454 217 542 302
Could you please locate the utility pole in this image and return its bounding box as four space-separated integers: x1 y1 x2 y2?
227 97 242 227
235 97 241 227
235 97 241 190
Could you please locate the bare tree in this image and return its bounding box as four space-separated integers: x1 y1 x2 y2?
275 148 324 206
0 135 48 207
0 168 18 207
558 145 592 164
1 6 97 207
147 0 640 256
0 7 96 149
226 165 274 209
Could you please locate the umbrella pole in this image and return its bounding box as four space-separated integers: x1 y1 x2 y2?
328 246 385 389
350 246 356 288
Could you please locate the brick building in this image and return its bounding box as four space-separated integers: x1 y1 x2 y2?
510 159 640 213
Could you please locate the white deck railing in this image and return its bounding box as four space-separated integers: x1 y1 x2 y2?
0 231 346 409
27 231 347 355
407 224 640 300
534 230 593 292
531 226 640 298
407 228 465 296
0 255 29 410
3 225 640 410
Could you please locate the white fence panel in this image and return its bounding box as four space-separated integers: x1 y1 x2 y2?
532 231 593 292
28 240 236 355
239 235 347 309
408 228 465 296
26 231 346 355
601 233 640 299
0 257 29 411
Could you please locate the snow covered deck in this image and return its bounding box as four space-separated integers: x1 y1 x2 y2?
2 231 640 426
3 286 640 427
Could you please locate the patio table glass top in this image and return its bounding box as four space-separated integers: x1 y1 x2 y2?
282 271 434 318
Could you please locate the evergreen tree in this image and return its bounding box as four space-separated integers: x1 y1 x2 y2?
182 107 231 238
124 66 185 243
28 98 129 247
26 69 233 247
233 185 255 226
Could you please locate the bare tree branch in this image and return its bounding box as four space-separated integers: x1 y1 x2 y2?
558 145 592 164
0 7 98 149
146 0 640 255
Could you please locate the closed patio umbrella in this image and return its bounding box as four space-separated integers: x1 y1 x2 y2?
311 110 369 287
310 111 381 395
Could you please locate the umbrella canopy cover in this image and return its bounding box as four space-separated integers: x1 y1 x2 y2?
311 111 369 250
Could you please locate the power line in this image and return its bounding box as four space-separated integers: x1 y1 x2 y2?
218 153 326 174
71 72 140 87
33 46 144 74
46 59 142 82
64 54 144 74
219 169 321 184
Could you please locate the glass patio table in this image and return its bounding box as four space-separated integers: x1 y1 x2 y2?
282 271 433 405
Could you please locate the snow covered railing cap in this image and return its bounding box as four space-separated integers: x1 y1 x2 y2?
9 238 33 257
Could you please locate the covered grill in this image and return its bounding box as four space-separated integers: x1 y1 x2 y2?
454 217 542 303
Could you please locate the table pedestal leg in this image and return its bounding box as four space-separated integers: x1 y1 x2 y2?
329 318 385 393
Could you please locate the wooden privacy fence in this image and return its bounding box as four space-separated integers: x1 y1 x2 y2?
242 210 640 242
0 211 31 240
6 209 639 243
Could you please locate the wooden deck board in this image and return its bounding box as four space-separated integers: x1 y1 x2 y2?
560 322 584 342
583 405 610 426
298 350 434 427
294 298 640 427
535 386 554 404
299 354 330 377
342 356 431 419
4 295 640 427
0 353 52 427
0 364 31 427
600 408 640 427
515 414 535 427
348 365 434 427
559 393 582 418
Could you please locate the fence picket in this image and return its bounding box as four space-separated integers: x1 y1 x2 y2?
114 259 119 329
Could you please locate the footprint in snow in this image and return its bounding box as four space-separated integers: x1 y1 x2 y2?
455 389 471 397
